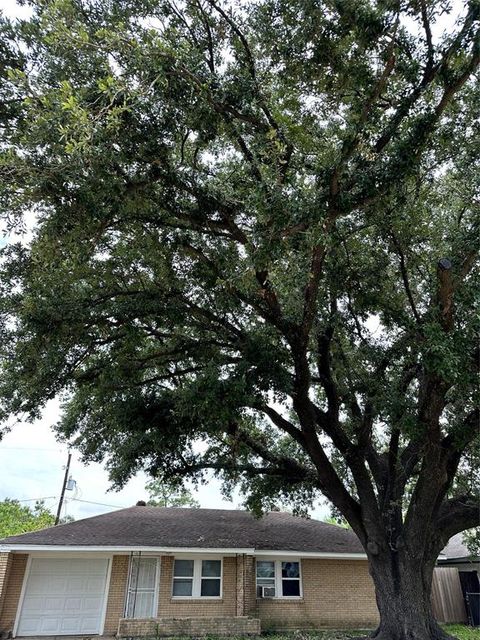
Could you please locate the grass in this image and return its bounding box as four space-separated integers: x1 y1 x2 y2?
158 627 479 640
442 625 480 640
260 633 366 639
261 631 479 640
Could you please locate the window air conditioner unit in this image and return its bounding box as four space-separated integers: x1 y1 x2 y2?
259 586 275 598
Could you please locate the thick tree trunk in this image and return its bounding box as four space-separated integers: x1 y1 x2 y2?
367 550 455 640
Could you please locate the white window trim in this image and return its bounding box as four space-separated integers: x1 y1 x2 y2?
125 555 160 619
256 557 303 599
171 557 223 599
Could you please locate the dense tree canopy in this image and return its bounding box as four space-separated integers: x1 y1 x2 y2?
0 499 55 538
0 1 478 638
146 479 200 507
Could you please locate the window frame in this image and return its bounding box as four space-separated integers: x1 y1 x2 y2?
171 557 223 599
125 555 160 619
255 558 302 599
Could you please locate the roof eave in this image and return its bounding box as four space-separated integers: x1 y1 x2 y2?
0 543 367 559
438 556 479 563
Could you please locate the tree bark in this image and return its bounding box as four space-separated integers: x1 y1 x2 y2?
367 549 455 640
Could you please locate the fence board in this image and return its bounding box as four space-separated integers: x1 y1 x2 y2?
432 567 467 623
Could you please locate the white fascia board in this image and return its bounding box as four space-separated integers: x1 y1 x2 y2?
0 544 255 554
254 550 368 559
438 556 478 563
0 545 367 559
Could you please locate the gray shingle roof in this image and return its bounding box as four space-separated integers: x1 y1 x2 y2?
0 507 365 554
440 533 478 560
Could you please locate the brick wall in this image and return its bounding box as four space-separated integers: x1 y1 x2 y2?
0 554 12 620
244 555 257 616
0 554 28 636
0 552 378 637
103 555 130 635
118 616 260 637
157 556 237 618
235 554 245 616
255 558 379 630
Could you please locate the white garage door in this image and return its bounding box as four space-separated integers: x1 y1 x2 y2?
17 558 110 637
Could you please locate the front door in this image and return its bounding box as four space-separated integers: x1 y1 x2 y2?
125 557 159 618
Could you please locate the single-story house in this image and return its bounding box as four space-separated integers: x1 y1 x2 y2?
0 505 379 637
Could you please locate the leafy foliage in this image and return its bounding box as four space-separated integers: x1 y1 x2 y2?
146 479 200 507
0 499 55 538
0 2 478 636
462 527 480 557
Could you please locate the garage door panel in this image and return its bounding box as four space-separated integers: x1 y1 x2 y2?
65 577 89 594
80 618 102 633
45 577 68 593
23 575 67 594
17 558 109 636
59 618 82 634
86 577 105 591
39 618 61 634
83 597 102 612
21 597 45 613
63 597 82 612
16 618 40 635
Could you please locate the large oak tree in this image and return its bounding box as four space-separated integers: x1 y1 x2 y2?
0 1 479 638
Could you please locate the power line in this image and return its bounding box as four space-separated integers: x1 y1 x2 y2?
5 496 127 509
6 496 127 509
0 447 66 452
16 496 57 502
70 498 127 509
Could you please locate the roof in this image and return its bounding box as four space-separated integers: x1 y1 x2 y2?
0 507 365 555
440 533 478 561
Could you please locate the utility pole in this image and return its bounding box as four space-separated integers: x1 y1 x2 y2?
55 452 72 525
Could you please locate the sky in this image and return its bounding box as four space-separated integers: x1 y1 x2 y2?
0 398 259 521
0 0 463 523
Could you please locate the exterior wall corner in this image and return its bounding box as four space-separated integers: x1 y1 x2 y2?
103 555 129 636
0 553 29 638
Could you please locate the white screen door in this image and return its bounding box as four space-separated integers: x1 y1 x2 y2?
125 557 158 618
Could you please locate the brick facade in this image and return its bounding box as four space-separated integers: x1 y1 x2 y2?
0 554 28 637
118 616 260 637
0 554 12 620
104 555 130 635
0 552 379 637
255 558 379 630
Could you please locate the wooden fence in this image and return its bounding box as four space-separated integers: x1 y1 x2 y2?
432 567 467 623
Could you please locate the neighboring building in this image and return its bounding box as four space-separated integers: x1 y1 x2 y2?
0 506 379 637
438 533 480 626
438 533 480 575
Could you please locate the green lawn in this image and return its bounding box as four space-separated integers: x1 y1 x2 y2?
259 628 479 640
260 632 366 639
442 625 480 640
164 627 479 640
160 627 478 640
275 630 478 640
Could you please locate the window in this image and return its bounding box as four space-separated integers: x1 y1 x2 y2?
172 559 194 597
125 557 158 618
281 561 301 596
256 559 302 598
256 560 276 597
201 560 221 596
172 558 222 598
